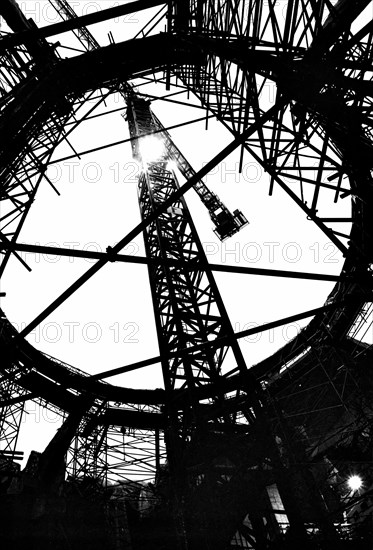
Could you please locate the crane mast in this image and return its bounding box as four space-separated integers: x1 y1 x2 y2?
126 93 260 549
126 94 256 432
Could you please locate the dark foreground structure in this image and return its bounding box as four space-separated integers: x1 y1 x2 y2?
1 0 373 548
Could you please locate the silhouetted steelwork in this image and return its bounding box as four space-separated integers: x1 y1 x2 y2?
127 93 255 405
150 110 249 240
0 0 373 548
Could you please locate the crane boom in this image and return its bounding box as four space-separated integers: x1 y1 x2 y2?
151 110 249 240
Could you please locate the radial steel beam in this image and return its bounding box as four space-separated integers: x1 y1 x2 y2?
0 0 167 52
0 241 346 281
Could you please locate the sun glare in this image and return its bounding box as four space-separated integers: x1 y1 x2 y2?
138 136 165 162
347 475 363 491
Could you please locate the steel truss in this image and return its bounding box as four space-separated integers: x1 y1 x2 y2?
169 1 368 250
127 94 255 403
0 0 372 547
0 36 71 279
67 405 166 487
163 6 373 540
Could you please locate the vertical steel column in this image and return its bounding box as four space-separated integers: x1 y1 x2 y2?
0 316 28 472
0 378 26 466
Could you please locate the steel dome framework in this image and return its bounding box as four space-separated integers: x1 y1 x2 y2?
0 0 373 548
